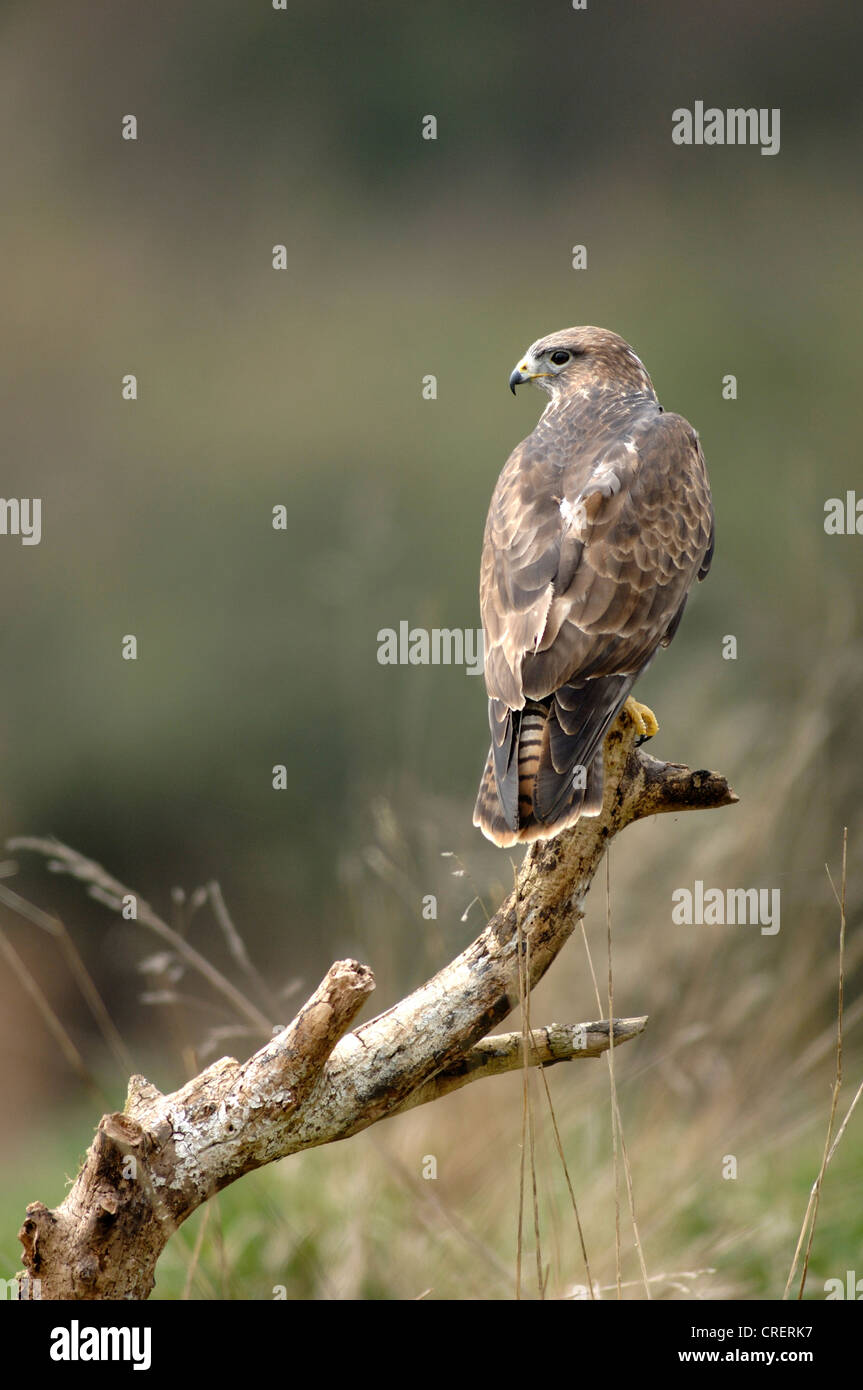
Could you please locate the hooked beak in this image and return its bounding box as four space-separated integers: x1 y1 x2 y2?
509 355 551 393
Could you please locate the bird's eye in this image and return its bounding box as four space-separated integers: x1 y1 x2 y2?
549 350 571 366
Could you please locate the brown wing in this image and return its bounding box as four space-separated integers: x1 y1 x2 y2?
476 405 713 838
481 407 713 704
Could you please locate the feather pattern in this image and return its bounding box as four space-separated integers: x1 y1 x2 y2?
474 326 714 846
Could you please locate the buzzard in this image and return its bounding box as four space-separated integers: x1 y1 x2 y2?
473 326 714 847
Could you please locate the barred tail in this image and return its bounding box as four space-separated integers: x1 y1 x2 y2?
473 675 633 847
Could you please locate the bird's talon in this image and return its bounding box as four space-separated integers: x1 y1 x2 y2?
624 696 659 740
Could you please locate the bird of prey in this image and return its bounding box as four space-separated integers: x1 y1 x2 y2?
473 326 714 847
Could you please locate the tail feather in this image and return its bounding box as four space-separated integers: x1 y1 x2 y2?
473 675 633 847
581 745 605 817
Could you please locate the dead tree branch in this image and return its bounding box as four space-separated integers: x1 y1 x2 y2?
13 704 736 1299
394 1016 649 1111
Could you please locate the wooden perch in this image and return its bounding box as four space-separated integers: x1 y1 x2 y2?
14 705 736 1299
394 1017 649 1111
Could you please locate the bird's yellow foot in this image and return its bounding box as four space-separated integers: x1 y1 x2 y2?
623 696 659 742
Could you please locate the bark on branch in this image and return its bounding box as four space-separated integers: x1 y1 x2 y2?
14 705 736 1299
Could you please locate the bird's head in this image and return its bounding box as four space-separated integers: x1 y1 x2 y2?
509 326 655 400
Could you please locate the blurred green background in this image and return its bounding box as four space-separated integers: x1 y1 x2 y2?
0 0 861 1299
